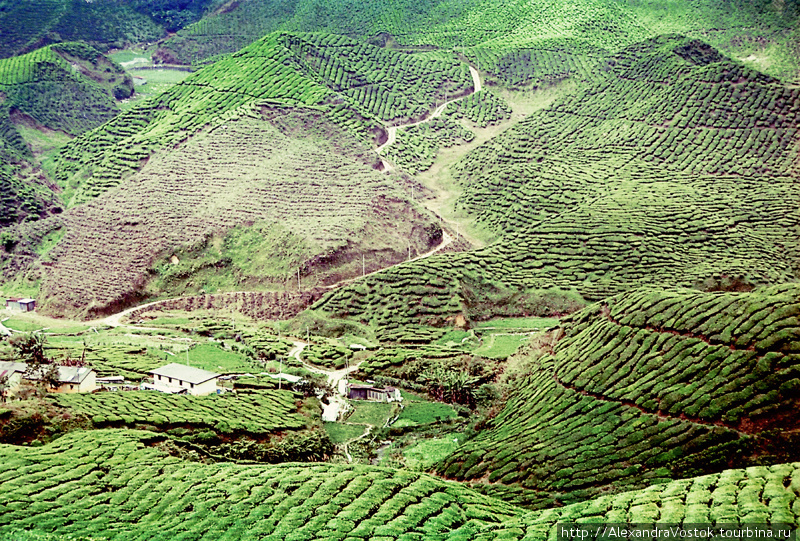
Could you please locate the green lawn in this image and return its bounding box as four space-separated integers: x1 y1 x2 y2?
394 402 458 427
185 343 252 373
346 402 393 427
403 435 464 470
324 422 367 444
474 317 559 330
473 334 531 359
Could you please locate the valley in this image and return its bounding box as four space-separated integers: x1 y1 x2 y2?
0 0 799 539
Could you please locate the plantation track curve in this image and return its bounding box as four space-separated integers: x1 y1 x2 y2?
90 230 453 327
377 65 482 170
289 341 361 422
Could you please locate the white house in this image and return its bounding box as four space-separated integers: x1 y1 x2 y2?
147 363 219 396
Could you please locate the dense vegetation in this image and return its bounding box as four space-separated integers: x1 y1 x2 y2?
316 36 800 329
51 389 306 434
0 42 132 226
0 429 797 539
155 0 800 84
436 284 800 508
0 429 523 539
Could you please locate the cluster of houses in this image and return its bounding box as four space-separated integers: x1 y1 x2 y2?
0 359 224 398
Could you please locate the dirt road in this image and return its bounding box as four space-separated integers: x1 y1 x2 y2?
377 65 482 168
289 341 361 422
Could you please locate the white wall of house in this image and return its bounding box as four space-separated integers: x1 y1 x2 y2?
152 374 217 396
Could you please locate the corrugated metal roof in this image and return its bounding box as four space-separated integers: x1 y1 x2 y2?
0 361 27 374
149 363 219 384
57 366 93 384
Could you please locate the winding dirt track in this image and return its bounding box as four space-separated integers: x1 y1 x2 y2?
377 65 482 170
90 65 480 328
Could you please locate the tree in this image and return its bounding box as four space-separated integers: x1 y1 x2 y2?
9 333 47 365
9 333 61 392
0 373 8 403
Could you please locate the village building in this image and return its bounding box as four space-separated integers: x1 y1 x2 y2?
0 361 28 398
52 367 96 393
24 365 96 393
147 363 219 396
348 384 402 402
5 298 35 311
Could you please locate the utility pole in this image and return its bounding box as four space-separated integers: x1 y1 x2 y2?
297 267 301 291
278 356 282 390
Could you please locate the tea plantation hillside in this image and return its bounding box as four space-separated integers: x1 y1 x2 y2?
314 37 800 327
156 0 800 83
0 429 798 539
0 429 524 540
0 0 220 59
54 31 472 206
434 284 800 508
464 462 800 540
32 109 444 319
0 42 134 227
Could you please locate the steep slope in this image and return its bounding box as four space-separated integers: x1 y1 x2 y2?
0 429 524 539
435 284 800 508
468 462 800 540
314 36 800 327
0 31 473 317
54 32 472 206
0 0 219 59
0 42 133 226
157 0 799 83
38 110 443 318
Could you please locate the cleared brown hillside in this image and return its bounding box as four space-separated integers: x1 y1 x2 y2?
37 109 442 319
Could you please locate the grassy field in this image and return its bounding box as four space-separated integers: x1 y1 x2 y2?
185 343 251 373
403 436 464 471
346 402 394 427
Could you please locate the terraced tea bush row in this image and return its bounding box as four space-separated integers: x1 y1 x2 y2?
470 462 800 540
303 343 351 369
553 284 800 425
0 0 164 59
46 343 164 381
444 90 511 127
456 37 800 232
0 429 523 539
0 43 127 165
465 40 608 89
318 37 800 327
50 390 305 435
436 284 800 509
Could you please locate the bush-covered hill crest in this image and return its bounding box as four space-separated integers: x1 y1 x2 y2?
315 36 800 328
0 42 133 227
436 284 800 508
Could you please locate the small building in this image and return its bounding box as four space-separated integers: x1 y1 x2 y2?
148 363 219 396
24 365 96 393
52 367 96 393
348 384 402 403
0 361 28 397
5 298 35 311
